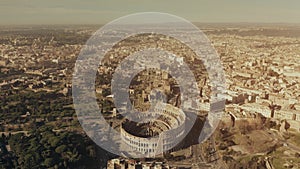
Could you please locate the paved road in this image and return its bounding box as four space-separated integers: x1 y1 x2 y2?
207 135 229 169
192 144 207 168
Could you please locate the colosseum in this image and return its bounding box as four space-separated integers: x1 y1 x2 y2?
120 102 186 157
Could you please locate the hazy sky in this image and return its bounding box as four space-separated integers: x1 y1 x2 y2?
1 0 300 25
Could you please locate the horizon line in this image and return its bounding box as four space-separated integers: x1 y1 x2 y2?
1 22 300 26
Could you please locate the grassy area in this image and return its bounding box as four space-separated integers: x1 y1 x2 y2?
271 148 288 169
289 131 300 147
237 154 261 163
271 146 300 169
